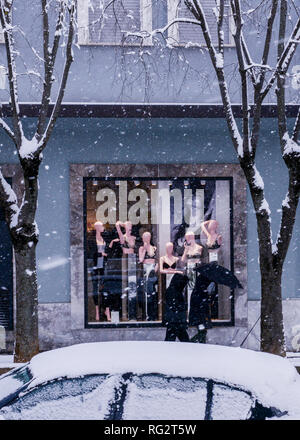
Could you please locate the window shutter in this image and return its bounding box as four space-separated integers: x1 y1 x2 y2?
88 0 142 44
0 194 13 331
169 0 231 47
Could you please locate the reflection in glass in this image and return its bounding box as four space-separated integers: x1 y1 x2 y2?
85 178 234 325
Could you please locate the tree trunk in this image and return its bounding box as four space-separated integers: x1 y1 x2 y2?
260 269 285 356
12 162 40 363
14 242 39 362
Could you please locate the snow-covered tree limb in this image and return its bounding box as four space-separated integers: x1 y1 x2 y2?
230 0 250 156
292 107 300 143
36 0 69 140
0 117 16 143
0 0 24 147
36 1 76 152
0 167 19 229
260 15 300 100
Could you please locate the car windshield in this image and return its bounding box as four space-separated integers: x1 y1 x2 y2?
0 365 32 407
0 374 117 420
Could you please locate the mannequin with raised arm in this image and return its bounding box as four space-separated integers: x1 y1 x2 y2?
110 220 137 321
201 220 222 261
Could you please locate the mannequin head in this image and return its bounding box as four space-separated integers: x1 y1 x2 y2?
94 221 104 233
207 220 219 233
165 242 174 256
142 231 151 244
185 231 195 245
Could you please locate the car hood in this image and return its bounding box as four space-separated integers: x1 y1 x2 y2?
27 341 300 416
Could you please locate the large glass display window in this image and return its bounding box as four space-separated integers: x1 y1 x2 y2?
84 177 234 327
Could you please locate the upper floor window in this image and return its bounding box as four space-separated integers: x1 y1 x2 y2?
167 0 234 47
77 0 152 45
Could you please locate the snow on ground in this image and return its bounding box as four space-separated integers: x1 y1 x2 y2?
0 355 25 369
27 341 300 417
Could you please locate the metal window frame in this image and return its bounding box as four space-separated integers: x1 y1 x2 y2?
83 175 235 329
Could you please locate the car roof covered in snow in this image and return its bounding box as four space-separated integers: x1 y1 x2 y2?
28 341 300 415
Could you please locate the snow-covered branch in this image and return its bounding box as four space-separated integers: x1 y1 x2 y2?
261 16 300 100
37 1 76 152
0 1 24 146
0 117 15 143
0 167 19 229
36 0 68 139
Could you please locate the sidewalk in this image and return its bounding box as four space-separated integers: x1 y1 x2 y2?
0 355 25 375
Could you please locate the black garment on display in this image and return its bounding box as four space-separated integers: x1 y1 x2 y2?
206 240 221 250
163 273 189 342
162 260 177 270
194 261 243 289
144 246 157 260
188 273 213 329
163 273 189 325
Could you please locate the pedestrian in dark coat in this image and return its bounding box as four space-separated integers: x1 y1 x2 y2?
163 273 190 342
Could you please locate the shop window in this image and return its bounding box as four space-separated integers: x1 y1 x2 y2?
77 0 152 45
84 177 234 327
167 0 234 47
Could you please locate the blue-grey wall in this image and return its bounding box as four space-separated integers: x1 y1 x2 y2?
0 117 299 302
0 0 298 104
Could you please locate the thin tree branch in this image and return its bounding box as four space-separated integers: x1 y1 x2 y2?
0 117 16 143
292 106 300 142
0 1 23 146
231 0 250 156
36 0 66 139
276 0 288 154
37 2 76 152
261 15 300 100
0 166 19 229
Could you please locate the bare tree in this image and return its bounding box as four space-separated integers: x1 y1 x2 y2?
0 0 76 362
138 0 299 356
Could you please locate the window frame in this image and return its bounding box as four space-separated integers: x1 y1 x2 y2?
77 0 153 46
167 0 235 48
83 175 235 329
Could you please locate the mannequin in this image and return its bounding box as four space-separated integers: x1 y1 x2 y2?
181 231 203 263
160 242 181 289
92 221 111 322
115 220 136 254
201 220 222 262
110 220 137 321
160 242 179 274
139 231 158 321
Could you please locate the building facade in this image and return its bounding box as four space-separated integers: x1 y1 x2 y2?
0 0 299 353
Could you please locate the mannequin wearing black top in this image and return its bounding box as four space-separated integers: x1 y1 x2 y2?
201 220 222 257
159 242 179 274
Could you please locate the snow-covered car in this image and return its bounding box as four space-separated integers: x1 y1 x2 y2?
0 341 299 420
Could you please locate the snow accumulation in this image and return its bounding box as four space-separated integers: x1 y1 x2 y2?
28 341 300 416
19 137 39 160
282 132 300 157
